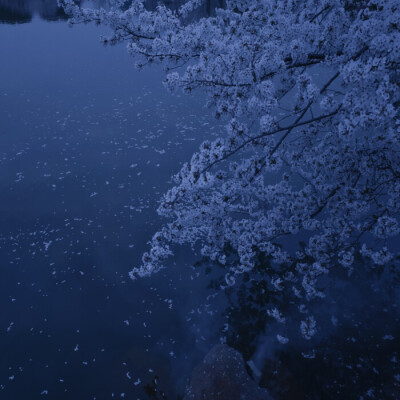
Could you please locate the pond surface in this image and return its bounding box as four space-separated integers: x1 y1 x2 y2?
0 2 226 398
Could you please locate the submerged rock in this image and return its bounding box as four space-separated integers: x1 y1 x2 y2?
184 344 273 400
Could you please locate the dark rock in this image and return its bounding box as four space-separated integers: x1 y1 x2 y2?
184 344 273 400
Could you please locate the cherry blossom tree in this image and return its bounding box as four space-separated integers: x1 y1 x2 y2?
59 0 400 342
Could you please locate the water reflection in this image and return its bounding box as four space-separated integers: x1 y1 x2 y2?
0 0 224 24
0 0 68 23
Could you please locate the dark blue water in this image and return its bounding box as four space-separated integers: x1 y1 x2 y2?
0 3 225 398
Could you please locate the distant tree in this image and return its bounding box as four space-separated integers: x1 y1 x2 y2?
59 0 400 342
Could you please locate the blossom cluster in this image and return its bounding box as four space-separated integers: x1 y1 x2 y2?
60 0 400 341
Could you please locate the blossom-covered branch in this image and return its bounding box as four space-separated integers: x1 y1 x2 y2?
60 0 400 341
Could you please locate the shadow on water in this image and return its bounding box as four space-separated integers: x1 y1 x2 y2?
219 253 400 399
